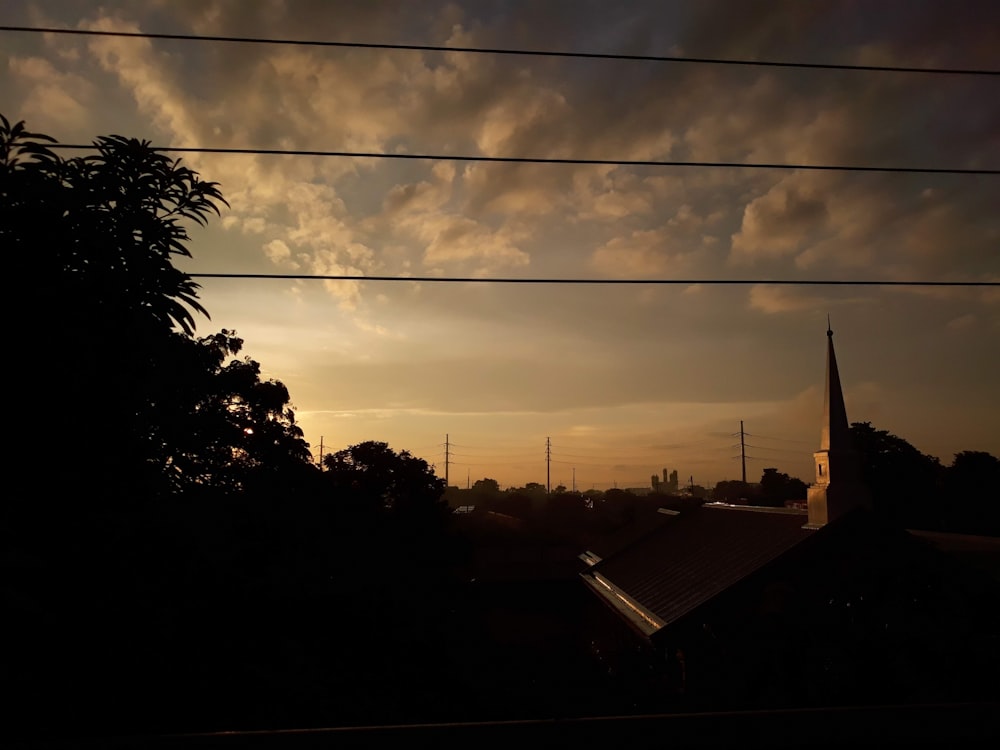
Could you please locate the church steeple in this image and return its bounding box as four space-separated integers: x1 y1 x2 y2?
806 321 869 527
820 319 851 453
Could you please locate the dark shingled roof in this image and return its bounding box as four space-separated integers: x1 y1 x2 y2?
582 503 814 635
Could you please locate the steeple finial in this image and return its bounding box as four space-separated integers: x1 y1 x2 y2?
827 314 832 337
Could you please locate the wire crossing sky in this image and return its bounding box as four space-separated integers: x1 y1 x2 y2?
188 274 999 287
3 24 998 76
43 142 1000 175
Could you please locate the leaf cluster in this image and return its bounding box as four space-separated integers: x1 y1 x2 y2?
323 440 447 523
1 114 227 335
2 115 312 506
141 330 312 497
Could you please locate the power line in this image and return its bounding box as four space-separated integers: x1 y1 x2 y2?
743 444 809 455
551 459 678 469
743 432 814 444
448 460 545 468
553 449 728 461
42 143 999 175
187 273 999 288
646 437 725 448
450 452 542 460
3 25 997 76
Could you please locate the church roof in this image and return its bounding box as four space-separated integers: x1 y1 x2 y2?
581 503 814 637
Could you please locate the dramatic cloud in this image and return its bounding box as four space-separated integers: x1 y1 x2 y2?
7 55 93 128
731 174 829 264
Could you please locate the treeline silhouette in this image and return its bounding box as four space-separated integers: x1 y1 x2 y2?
850 423 1000 536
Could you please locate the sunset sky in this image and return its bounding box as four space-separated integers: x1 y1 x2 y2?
3 0 998 490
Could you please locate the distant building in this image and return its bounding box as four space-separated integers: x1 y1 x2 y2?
579 326 1000 707
651 469 680 494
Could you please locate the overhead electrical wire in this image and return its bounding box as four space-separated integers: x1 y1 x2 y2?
186 274 998 288
553 448 729 461
3 25 998 76
743 432 814 444
742 444 808 455
41 143 999 175
457 455 539 461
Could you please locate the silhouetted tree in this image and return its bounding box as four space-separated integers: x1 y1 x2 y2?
943 451 1000 535
323 441 447 527
521 481 548 495
541 491 588 535
757 468 808 507
2 116 317 508
146 329 312 497
2 115 234 503
2 115 223 335
850 422 942 529
472 477 501 494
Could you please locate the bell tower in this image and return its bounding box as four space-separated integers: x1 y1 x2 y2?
806 321 869 527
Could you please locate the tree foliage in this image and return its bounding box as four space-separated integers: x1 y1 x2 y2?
943 451 1000 535
472 477 501 494
758 468 808 506
144 330 312 496
849 421 941 528
323 440 447 525
1 115 310 503
2 115 226 335
849 422 998 534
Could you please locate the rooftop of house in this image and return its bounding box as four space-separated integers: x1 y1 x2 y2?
580 502 815 636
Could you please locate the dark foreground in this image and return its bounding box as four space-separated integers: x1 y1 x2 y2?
12 703 999 749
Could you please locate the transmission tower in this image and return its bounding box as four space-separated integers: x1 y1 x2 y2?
740 420 747 483
445 433 450 486
546 436 551 494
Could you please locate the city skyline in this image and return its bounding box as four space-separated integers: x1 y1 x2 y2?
2 1 997 488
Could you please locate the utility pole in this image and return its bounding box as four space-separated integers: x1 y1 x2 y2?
445 433 450 487
740 420 747 484
546 436 551 494
318 436 324 470
572 467 576 493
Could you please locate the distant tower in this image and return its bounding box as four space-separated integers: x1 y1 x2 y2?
806 321 869 527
